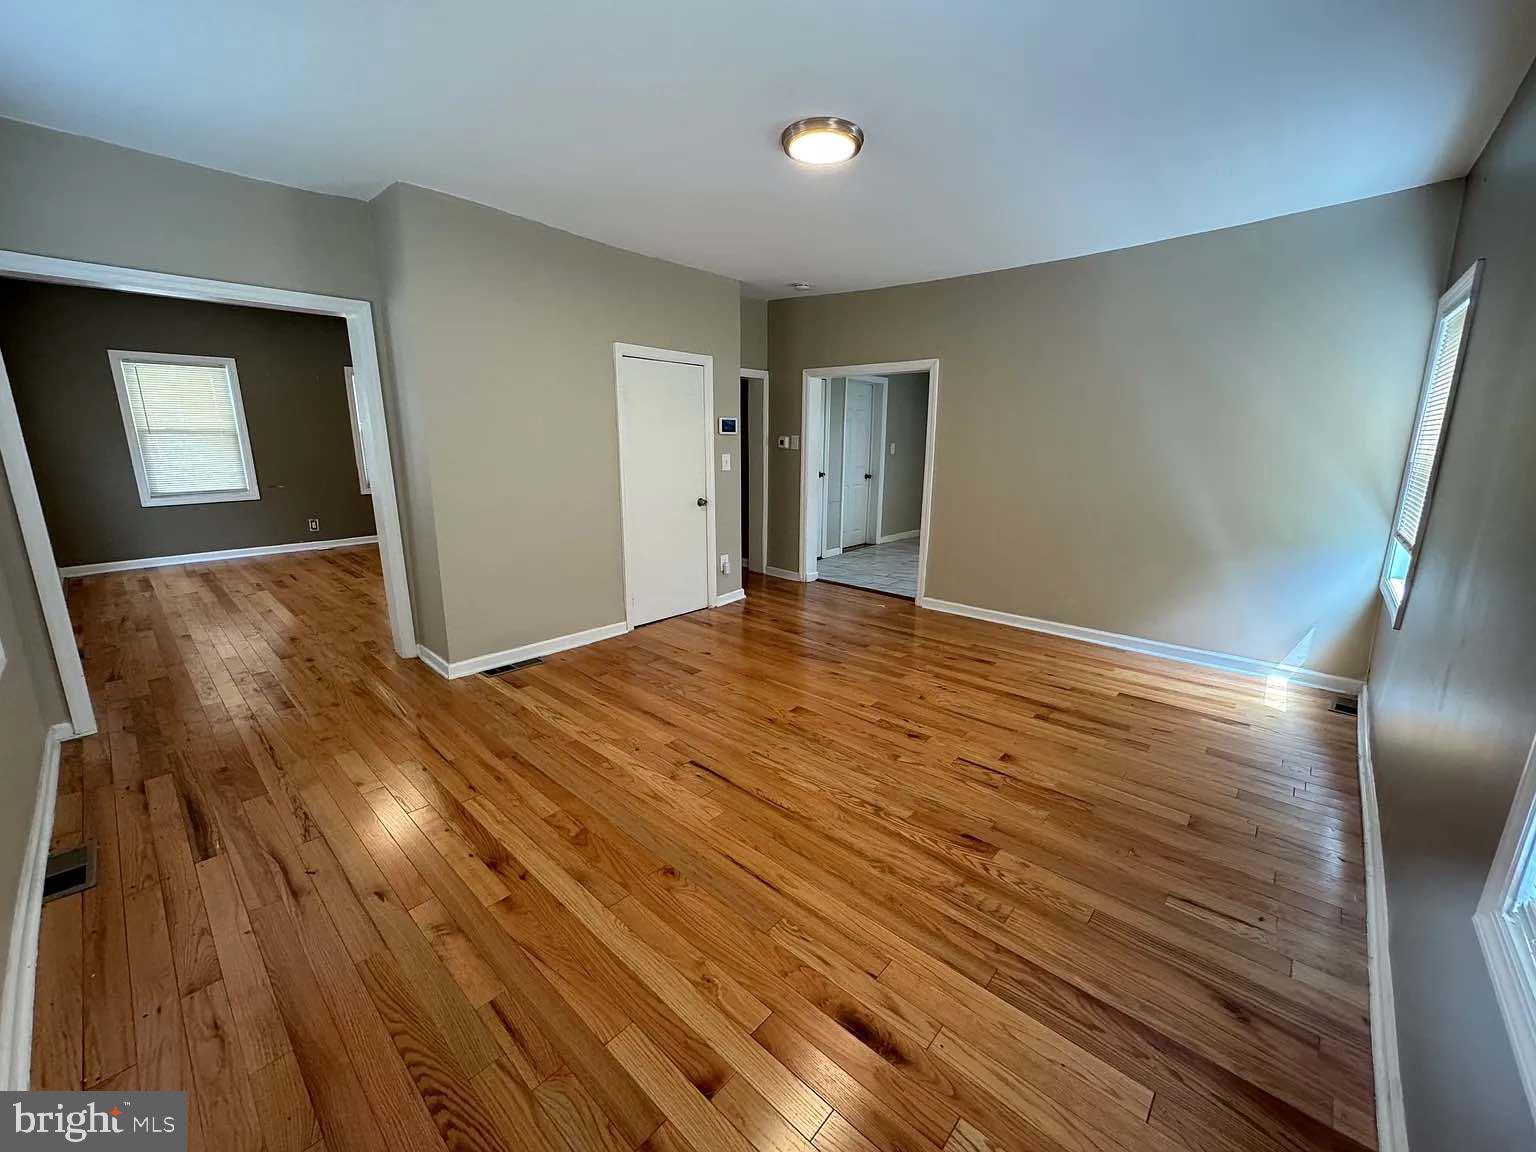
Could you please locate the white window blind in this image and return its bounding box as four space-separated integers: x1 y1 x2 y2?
1392 297 1468 549
1379 260 1481 628
109 352 260 507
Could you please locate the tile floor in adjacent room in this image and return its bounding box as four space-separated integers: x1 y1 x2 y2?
815 536 921 598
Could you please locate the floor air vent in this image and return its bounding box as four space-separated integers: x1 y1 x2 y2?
1332 696 1359 717
481 656 544 678
42 844 98 904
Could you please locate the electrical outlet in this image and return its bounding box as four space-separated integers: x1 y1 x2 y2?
720 554 731 575
307 517 320 533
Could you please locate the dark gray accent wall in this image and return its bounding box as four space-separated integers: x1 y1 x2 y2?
1366 62 1536 1152
0 279 374 567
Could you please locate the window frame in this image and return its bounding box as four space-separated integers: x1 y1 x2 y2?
1378 259 1483 629
1476 729 1536 1128
108 349 262 508
343 366 371 495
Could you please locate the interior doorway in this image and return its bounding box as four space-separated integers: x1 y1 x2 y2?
800 360 938 601
0 250 415 737
741 369 769 574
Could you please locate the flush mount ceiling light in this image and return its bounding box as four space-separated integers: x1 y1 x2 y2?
789 282 813 292
781 117 864 165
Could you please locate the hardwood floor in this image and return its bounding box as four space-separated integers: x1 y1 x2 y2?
31 545 1375 1152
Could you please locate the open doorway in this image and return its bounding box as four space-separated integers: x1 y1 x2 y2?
0 251 414 736
740 370 769 574
802 363 935 599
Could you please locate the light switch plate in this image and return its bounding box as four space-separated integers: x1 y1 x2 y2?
790 435 801 450
777 435 791 449
721 453 731 472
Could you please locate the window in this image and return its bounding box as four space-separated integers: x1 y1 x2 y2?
344 367 371 495
108 351 260 507
1379 260 1482 628
1477 731 1536 1127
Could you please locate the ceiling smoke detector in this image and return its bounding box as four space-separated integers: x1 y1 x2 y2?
788 282 813 292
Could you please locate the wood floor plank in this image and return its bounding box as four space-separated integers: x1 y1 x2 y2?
30 893 84 1090
81 784 134 1086
34 552 1372 1152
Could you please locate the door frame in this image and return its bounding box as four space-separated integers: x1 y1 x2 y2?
613 343 717 629
0 249 417 738
800 359 938 598
740 369 769 575
821 374 886 555
819 382 840 559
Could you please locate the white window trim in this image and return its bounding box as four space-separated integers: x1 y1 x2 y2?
1378 259 1482 629
1476 729 1536 1129
344 366 371 495
107 349 261 507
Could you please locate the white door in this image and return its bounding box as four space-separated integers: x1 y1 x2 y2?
841 378 874 547
618 354 710 626
805 376 824 571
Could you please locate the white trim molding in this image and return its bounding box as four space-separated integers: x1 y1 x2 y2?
1357 687 1410 1151
714 588 746 607
877 529 921 544
58 535 380 578
764 566 809 582
0 250 418 739
917 596 1364 695
418 621 628 680
1475 727 1536 1131
1 722 71 1091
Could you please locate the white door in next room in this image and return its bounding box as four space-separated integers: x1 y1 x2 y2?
841 376 875 547
618 354 710 626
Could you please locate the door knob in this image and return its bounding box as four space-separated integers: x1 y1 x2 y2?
818 471 826 478
697 497 708 507
864 473 873 480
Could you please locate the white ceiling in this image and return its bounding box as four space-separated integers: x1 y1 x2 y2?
3 1 1534 298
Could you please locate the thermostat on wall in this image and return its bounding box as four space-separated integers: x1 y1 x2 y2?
718 417 738 435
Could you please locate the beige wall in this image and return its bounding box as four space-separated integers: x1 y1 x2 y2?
769 184 1462 679
741 297 768 371
1366 62 1536 1152
0 119 379 299
371 184 742 662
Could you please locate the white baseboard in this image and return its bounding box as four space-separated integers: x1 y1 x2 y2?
1 722 71 1091
876 529 920 544
418 620 629 680
821 546 844 559
58 535 380 577
765 566 808 582
714 588 746 606
416 645 452 678
1357 686 1409 1152
916 596 1362 695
